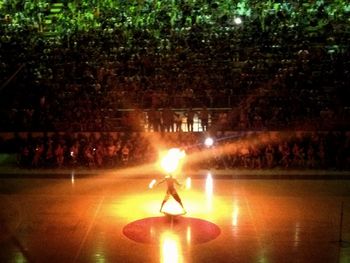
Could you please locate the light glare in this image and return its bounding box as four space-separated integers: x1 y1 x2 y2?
232 201 239 227
205 173 213 196
185 177 191 189
149 179 157 189
234 17 242 25
205 173 213 211
161 232 183 263
161 199 184 215
71 171 75 186
160 148 186 174
204 137 214 147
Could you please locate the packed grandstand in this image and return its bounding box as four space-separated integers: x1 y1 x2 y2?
0 0 349 170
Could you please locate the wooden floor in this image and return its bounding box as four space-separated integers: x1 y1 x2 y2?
0 172 350 263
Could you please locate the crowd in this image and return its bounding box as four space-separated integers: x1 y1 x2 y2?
0 130 348 171
0 1 349 171
0 0 349 132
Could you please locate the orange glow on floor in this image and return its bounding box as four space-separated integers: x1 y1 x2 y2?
160 231 183 263
186 226 191 244
185 177 191 189
161 198 185 215
107 178 230 224
205 173 213 197
232 200 240 227
2 175 350 263
205 173 214 211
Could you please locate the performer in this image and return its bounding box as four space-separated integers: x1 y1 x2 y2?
158 174 186 214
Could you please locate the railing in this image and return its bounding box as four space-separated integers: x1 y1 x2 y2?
0 64 25 92
0 107 349 133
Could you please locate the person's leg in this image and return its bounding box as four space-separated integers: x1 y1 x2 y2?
160 193 170 212
172 193 186 212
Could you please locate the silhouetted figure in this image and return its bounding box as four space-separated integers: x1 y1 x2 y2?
158 174 186 213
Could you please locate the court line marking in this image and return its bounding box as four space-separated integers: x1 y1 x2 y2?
73 196 105 263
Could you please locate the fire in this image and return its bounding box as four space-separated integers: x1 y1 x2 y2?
159 148 186 174
149 179 157 189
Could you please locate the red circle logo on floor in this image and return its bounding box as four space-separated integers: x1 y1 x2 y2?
123 216 221 244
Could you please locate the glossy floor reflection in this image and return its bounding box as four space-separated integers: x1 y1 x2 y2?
123 216 220 244
0 174 350 263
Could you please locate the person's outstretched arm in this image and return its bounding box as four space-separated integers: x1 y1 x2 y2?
174 178 182 187
157 178 166 186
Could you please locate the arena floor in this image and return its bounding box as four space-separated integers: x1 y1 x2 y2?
0 171 350 263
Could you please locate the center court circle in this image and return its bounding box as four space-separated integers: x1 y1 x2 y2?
123 216 221 244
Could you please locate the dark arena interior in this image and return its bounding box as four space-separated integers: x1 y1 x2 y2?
0 1 350 263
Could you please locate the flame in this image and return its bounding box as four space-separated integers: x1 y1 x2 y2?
159 148 186 174
149 179 157 189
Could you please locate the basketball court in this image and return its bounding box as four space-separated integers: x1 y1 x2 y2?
0 171 349 263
